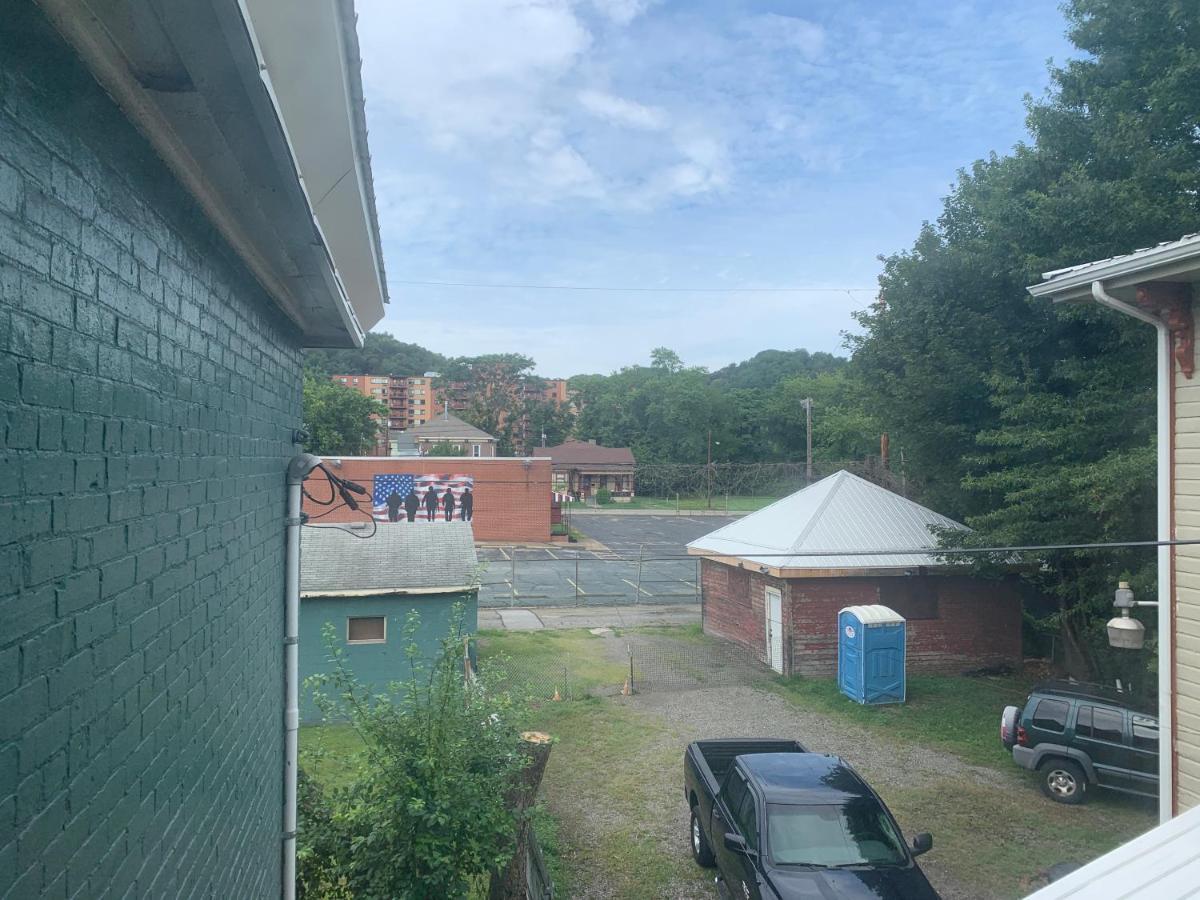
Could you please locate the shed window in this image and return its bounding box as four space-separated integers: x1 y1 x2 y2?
877 578 939 620
347 616 386 644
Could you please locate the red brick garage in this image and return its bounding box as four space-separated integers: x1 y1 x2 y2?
689 471 1022 677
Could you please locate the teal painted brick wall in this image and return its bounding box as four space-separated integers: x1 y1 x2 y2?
300 593 478 722
0 4 301 897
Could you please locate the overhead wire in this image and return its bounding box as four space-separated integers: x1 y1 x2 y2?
386 278 877 294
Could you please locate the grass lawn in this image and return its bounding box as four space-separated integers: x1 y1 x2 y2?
301 630 1156 899
770 673 1031 769
769 673 1155 896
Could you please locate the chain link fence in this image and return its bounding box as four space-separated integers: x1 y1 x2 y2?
480 630 770 702
478 548 700 608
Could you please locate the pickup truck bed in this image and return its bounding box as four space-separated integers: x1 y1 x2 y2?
686 738 808 805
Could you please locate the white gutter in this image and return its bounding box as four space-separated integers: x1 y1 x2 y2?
1091 281 1174 823
283 454 322 898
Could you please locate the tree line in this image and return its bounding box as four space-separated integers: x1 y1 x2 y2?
303 0 1197 686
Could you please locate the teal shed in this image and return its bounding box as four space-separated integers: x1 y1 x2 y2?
299 522 479 721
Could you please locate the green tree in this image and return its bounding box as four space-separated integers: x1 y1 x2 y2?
302 375 386 456
848 0 1199 679
304 332 447 377
649 347 683 373
426 441 468 457
300 611 529 899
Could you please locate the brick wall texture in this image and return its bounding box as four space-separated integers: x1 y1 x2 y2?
1 6 298 897
701 560 1023 677
302 457 552 542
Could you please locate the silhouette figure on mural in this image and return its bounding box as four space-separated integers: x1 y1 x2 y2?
385 490 403 522
423 486 439 521
442 487 456 521
460 486 473 522
404 489 420 523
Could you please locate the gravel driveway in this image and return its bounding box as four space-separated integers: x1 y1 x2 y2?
542 631 1008 899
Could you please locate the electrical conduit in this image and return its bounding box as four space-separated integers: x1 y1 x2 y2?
283 454 321 898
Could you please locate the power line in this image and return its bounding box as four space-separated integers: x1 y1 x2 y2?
386 278 877 294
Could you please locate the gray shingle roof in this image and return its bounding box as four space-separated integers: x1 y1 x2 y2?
408 414 496 442
687 470 966 571
301 522 479 595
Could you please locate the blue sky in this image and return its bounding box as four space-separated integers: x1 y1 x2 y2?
356 0 1076 376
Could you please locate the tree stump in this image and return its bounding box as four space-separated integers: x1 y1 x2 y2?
489 731 553 900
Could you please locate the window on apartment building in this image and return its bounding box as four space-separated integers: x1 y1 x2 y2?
339 377 348 383
352 377 359 384
472 444 482 457
347 616 386 644
371 378 388 384
372 388 383 394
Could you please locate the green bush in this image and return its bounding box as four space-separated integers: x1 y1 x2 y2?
301 609 528 898
595 488 612 504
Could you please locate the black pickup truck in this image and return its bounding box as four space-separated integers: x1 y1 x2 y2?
683 739 939 900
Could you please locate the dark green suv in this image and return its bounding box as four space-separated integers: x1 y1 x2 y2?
999 681 1157 804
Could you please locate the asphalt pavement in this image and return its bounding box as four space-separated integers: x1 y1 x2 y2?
477 513 737 608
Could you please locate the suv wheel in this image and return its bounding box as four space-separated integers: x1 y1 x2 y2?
1039 759 1088 805
690 807 716 868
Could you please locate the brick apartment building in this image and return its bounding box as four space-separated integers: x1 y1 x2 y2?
330 372 435 430
688 471 1022 676
334 372 576 456
301 457 552 542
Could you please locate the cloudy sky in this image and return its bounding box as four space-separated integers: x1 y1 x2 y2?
356 0 1076 376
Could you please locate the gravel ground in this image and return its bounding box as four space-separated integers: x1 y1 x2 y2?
547 629 1007 899
629 685 1005 900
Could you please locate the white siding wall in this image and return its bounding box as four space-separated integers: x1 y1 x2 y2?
1174 319 1200 812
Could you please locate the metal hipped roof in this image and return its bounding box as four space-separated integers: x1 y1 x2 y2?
301 522 478 595
1023 803 1200 899
686 470 966 573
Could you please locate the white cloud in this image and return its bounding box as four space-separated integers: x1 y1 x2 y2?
578 89 666 130
740 13 826 61
585 0 653 26
357 0 592 146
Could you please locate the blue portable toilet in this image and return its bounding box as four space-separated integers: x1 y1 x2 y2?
838 605 906 705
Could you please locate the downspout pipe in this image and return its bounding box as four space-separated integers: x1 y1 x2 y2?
284 453 322 898
1091 281 1173 823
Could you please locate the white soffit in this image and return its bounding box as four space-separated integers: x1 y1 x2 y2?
240 0 387 332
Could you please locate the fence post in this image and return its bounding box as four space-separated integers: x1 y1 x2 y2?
628 644 634 695
725 492 729 514
574 550 580 607
511 549 517 608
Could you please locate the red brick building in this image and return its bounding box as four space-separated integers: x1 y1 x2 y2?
302 456 552 542
688 471 1022 677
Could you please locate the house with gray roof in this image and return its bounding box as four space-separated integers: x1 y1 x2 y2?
687 471 1022 677
299 523 479 720
407 413 499 457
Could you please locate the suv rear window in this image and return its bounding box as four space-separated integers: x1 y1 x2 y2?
1031 698 1069 732
1132 715 1158 751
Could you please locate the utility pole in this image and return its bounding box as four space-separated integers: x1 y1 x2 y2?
700 432 710 511
805 400 813 484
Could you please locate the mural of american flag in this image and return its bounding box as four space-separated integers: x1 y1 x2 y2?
372 473 475 522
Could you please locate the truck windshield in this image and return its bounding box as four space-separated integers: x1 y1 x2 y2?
767 800 908 868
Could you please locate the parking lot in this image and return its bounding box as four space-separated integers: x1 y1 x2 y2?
477 514 736 607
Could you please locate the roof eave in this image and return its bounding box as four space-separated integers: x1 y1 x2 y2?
1028 237 1200 303
38 0 385 347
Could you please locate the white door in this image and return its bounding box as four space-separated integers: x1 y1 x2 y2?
765 587 784 673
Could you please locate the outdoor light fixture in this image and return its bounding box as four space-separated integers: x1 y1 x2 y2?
1106 580 1157 650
